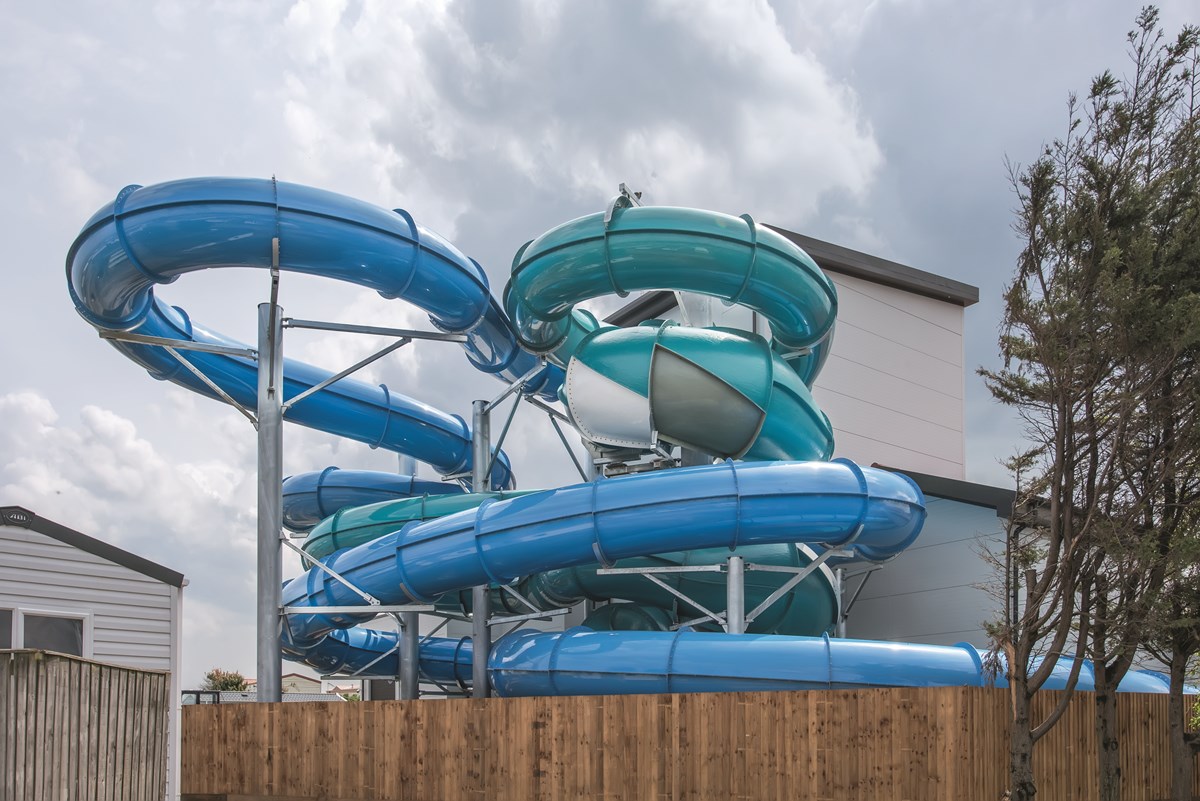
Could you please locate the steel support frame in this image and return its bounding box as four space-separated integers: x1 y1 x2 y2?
96 294 482 702
256 302 284 701
470 400 492 698
597 541 858 635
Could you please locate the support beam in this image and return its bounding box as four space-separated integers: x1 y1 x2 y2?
399 611 420 700
726 555 745 634
256 303 284 703
835 568 846 638
471 585 490 698
470 399 491 698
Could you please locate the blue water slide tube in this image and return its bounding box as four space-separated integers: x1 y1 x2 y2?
281 467 465 532
71 178 1169 698
278 459 924 659
286 621 1171 697
488 629 1173 695
65 177 566 488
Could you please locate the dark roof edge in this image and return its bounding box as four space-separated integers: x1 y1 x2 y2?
0 506 185 588
765 226 979 307
872 465 1014 518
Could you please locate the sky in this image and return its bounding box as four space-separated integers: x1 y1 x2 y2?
1 0 1194 686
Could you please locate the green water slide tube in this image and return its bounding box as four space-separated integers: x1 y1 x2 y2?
504 205 838 461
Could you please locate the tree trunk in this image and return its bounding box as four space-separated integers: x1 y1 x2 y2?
1010 684 1038 801
1096 682 1121 801
1169 650 1193 801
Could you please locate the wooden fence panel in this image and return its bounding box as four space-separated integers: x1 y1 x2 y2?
181 686 1200 801
0 649 169 801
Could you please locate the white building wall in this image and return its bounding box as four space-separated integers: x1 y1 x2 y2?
816 273 966 479
0 524 174 670
0 521 182 799
845 496 1003 647
669 269 968 480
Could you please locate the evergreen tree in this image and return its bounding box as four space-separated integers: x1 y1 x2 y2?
984 7 1199 799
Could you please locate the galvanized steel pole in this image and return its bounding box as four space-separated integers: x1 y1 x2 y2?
471 400 491 698
256 303 284 702
398 451 421 699
835 567 847 638
726 555 745 635
399 612 420 699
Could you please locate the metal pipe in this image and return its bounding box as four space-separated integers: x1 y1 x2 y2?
835 567 846 638
399 611 420 699
471 584 490 698
282 318 468 343
256 302 284 702
163 346 258 427
472 400 491 492
281 337 410 412
470 399 491 698
98 328 257 358
726 555 745 634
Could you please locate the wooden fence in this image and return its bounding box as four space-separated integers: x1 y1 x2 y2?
181 686 1199 801
1 649 170 801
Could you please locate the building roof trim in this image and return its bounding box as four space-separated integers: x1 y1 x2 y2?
766 226 979 307
603 229 979 327
0 506 186 587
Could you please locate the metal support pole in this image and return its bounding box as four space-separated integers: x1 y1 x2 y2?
583 444 598 481
471 585 490 698
835 567 847 638
399 611 420 699
470 400 491 698
680 447 710 468
256 303 284 702
726 555 745 634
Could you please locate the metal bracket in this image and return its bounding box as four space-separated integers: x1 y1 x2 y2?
598 552 850 632
743 551 840 626
164 345 259 428
488 607 570 627
281 605 434 615
596 564 723 576
839 565 881 625
604 182 643 224
484 360 547 413
282 337 411 413
97 329 257 358
281 537 381 606
96 329 259 427
546 411 589 481
283 318 468 343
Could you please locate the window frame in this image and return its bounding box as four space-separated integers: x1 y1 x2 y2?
0 608 12 649
13 607 93 658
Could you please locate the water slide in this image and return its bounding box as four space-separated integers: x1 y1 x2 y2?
66 178 1170 695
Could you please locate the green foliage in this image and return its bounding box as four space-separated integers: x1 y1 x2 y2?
982 7 1200 799
200 667 249 691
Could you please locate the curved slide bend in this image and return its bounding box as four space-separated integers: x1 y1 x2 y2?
68 180 1168 696
66 177 564 488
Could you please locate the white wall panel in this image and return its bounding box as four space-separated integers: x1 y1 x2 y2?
0 525 173 670
847 498 1002 648
663 268 968 479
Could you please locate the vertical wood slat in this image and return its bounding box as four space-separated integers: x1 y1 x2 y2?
0 650 168 801
177 686 1200 801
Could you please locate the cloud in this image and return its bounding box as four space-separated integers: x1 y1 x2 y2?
274 0 883 263
0 392 262 683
